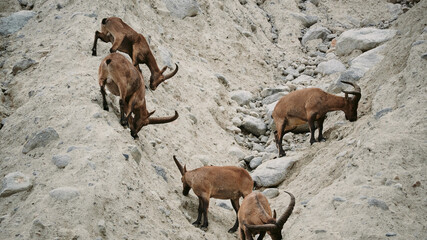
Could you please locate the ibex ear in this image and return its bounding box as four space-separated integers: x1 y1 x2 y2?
148 110 156 117
160 66 168 74
273 210 277 219
183 164 187 173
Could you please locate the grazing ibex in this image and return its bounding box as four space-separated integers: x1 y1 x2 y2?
238 191 295 240
173 155 253 233
98 53 178 139
272 81 361 157
92 17 178 90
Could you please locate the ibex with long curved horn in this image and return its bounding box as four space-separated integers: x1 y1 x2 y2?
98 53 178 139
92 17 178 90
173 155 253 233
238 191 295 240
272 81 361 157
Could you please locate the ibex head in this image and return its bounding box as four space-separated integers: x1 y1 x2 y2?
173 155 191 196
149 64 179 90
341 81 361 122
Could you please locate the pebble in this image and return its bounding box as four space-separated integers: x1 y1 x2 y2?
22 127 59 154
51 155 71 168
152 164 168 182
49 187 79 200
367 198 389 210
262 188 279 198
0 172 33 197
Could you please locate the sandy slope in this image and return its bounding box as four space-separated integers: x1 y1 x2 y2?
0 0 426 239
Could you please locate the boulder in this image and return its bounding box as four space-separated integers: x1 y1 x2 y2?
301 26 331 46
0 172 32 197
336 28 396 56
251 155 298 187
241 116 267 137
229 90 253 106
315 59 346 75
0 11 36 36
162 0 200 19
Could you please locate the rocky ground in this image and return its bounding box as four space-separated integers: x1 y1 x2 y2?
0 0 426 239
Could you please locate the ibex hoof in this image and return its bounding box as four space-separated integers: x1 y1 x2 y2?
192 221 201 227
103 105 109 111
318 137 326 142
92 50 97 56
120 120 128 127
200 226 208 232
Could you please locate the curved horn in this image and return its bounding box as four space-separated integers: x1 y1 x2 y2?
163 63 179 80
173 155 185 176
276 191 295 228
341 81 361 100
244 223 278 232
148 111 179 125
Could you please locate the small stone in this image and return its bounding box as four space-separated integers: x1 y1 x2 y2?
412 181 421 188
315 230 327 234
229 90 253 106
249 157 263 169
368 198 389 210
122 154 129 160
12 58 36 75
98 220 106 236
215 73 229 87
158 206 171 217
0 172 33 197
421 52 427 60
333 196 346 202
128 145 141 164
51 155 71 168
22 127 59 154
386 232 397 237
49 187 79 200
228 146 245 161
262 188 279 199
152 164 168 182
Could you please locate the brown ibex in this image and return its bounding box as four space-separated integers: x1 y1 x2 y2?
238 191 295 240
173 155 253 233
92 17 178 90
98 53 178 139
272 81 361 157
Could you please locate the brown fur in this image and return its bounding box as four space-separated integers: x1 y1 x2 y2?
98 53 178 139
272 82 361 157
173 156 253 233
92 17 178 90
238 191 295 240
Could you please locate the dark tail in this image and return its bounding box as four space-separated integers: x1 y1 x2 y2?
102 18 108 24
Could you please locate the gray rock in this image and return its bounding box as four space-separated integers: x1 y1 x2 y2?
162 0 200 19
0 172 32 197
51 155 71 168
290 12 318 27
229 90 253 106
262 188 279 199
260 86 290 98
12 58 36 75
49 187 79 200
251 156 298 187
241 116 267 137
368 198 389 210
336 28 396 56
315 59 346 75
215 199 233 210
262 92 287 105
333 196 346 202
22 127 59 154
152 164 168 182
386 232 397 237
292 75 314 85
301 26 331 46
332 45 385 92
251 143 265 153
128 145 142 164
228 146 245 161
98 220 106 236
158 46 173 69
0 11 36 36
375 108 393 119
215 73 229 87
283 66 300 77
421 52 427 60
249 157 263 169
